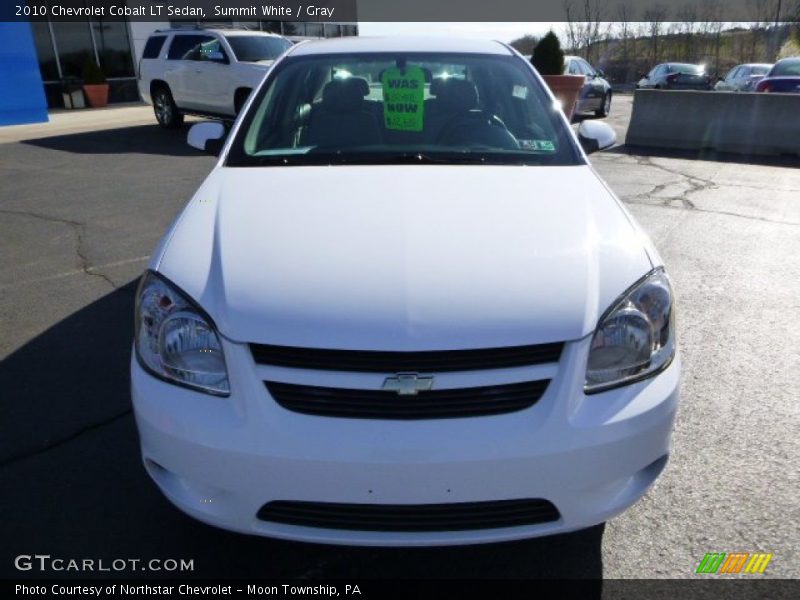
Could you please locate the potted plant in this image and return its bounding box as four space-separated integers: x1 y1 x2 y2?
531 31 585 120
81 59 109 108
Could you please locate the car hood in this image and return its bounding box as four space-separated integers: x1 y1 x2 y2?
156 165 653 349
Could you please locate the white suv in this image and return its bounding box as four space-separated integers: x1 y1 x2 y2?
138 28 291 127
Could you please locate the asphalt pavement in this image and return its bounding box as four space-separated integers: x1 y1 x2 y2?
1 98 798 580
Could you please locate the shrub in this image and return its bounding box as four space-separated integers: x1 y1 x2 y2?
82 59 107 85
531 31 565 76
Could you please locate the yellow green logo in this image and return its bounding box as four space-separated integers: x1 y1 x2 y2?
696 552 773 574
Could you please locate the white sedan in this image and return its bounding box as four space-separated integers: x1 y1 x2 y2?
131 36 679 546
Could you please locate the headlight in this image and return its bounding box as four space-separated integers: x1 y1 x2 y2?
134 271 230 396
585 268 675 394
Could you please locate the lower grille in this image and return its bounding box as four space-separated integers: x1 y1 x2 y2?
257 499 560 532
265 379 549 419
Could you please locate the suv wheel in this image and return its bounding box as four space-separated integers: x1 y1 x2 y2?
153 87 184 128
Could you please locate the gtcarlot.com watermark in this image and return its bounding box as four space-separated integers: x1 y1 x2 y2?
14 554 194 573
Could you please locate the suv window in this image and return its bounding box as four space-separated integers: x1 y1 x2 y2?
142 36 167 59
195 38 227 62
227 52 582 168
226 35 291 62
167 35 211 60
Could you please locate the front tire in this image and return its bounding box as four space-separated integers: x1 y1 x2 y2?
595 92 612 117
152 86 184 129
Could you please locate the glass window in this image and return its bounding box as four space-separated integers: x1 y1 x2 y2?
341 25 358 37
260 21 282 34
751 65 770 76
142 35 167 59
578 59 594 76
227 52 582 168
282 23 304 36
50 21 94 79
195 38 226 62
226 35 291 62
167 35 208 60
31 21 59 81
304 23 324 38
324 24 341 38
91 20 134 77
771 59 800 76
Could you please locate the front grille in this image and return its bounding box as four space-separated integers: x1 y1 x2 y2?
251 342 563 373
257 499 560 531
265 379 549 419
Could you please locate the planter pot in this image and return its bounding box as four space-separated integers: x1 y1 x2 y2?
82 83 109 108
542 74 586 120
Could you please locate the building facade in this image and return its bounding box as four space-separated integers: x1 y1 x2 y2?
1 1 358 125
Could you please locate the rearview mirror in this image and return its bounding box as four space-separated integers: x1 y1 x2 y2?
188 121 226 155
577 120 617 155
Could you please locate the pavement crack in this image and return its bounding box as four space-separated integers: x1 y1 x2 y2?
622 155 718 210
624 199 800 226
0 409 131 469
0 208 117 290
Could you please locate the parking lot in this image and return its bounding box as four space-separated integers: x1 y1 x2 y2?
1 95 799 579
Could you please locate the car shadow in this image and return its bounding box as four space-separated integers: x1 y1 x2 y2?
22 124 210 157
0 282 604 583
608 144 800 168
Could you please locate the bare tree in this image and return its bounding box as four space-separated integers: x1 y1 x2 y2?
613 0 637 81
676 4 699 62
644 4 668 64
509 34 539 56
562 0 608 63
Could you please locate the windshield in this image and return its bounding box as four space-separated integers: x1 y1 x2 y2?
226 52 582 167
772 59 800 77
226 36 292 62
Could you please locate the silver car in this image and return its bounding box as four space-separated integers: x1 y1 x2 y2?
714 63 772 92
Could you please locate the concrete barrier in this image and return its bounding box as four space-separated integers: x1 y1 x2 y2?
625 90 800 157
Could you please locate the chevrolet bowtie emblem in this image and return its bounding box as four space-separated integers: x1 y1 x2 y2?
382 374 434 396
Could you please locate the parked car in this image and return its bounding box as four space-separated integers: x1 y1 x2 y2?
637 63 712 90
755 57 800 93
138 27 292 127
132 37 679 546
564 55 613 117
714 63 772 92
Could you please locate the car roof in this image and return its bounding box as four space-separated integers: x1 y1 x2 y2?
289 36 512 57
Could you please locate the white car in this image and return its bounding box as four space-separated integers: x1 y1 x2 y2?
132 37 679 546
137 28 292 127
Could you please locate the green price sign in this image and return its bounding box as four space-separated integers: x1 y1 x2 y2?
381 66 425 132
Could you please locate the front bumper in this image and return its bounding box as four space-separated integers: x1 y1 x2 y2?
131 336 679 546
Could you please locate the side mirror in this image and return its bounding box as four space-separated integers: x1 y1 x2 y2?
577 120 617 155
188 121 226 155
208 51 227 63
595 69 604 78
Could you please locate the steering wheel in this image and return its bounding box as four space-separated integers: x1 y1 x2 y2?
435 110 520 150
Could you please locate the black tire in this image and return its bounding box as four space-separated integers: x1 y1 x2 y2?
595 92 612 117
152 86 184 128
234 88 252 116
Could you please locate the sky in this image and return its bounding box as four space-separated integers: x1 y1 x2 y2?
358 22 564 43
